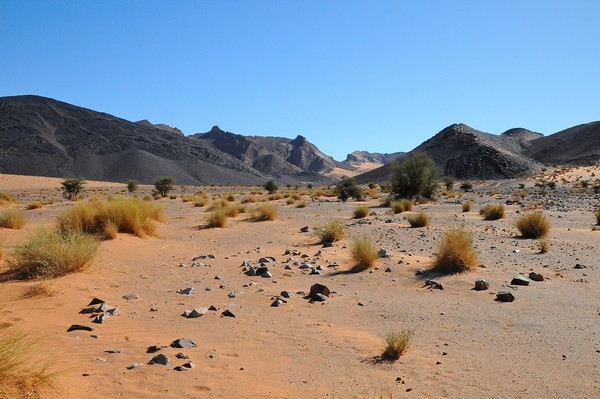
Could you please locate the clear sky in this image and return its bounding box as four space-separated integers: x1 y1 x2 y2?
1 1 599 161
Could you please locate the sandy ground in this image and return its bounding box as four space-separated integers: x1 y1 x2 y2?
0 172 599 399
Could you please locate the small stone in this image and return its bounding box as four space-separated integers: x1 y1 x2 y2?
574 263 588 269
92 313 111 324
300 226 309 233
182 362 194 368
67 324 94 332
271 299 283 307
513 248 520 253
126 363 141 370
170 338 197 348
474 279 489 291
183 308 208 318
322 242 333 248
105 349 123 354
208 305 218 311
385 267 393 273
511 275 530 286
496 291 515 302
193 254 215 261
259 257 276 263
309 268 321 275
378 248 392 258
122 294 139 300
175 352 189 359
228 292 237 298
415 267 426 276
91 334 99 339
150 307 159 312
146 345 167 353
173 365 188 371
221 309 236 318
308 283 331 299
311 293 328 302
177 287 196 295
214 275 222 280
107 308 120 316
88 298 105 306
529 272 544 282
280 291 293 298
148 354 170 366
260 271 272 278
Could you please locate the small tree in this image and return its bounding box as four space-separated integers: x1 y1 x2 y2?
127 180 139 193
61 178 86 200
264 179 278 194
334 178 363 201
460 181 473 192
391 152 438 199
154 177 175 197
442 176 454 190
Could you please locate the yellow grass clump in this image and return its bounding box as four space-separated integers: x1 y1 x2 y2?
313 219 345 243
23 280 59 298
26 202 44 210
350 235 378 271
57 197 164 239
296 200 308 208
479 203 505 220
391 199 413 214
251 204 278 221
241 195 257 204
432 228 478 274
407 211 429 228
353 206 370 219
382 327 413 360
0 209 26 229
461 201 472 212
8 228 100 279
207 209 227 228
0 192 18 206
538 238 550 253
515 212 551 238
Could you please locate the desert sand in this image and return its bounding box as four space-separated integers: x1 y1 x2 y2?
0 172 599 399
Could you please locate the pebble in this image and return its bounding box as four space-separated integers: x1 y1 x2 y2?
122 294 139 300
474 279 489 291
529 272 544 282
221 310 236 318
177 287 196 295
146 345 167 353
496 291 515 302
126 363 142 370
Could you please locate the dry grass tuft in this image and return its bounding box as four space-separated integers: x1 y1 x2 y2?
461 201 472 212
479 203 505 220
313 219 345 243
391 199 413 214
407 211 429 228
26 202 44 210
193 196 207 207
595 206 600 225
432 228 478 274
515 212 551 238
251 204 278 221
57 197 164 239
206 209 227 228
8 228 100 279
296 200 308 208
0 192 18 206
381 327 413 360
538 238 550 253
353 206 370 219
23 280 59 298
350 235 378 271
0 209 26 229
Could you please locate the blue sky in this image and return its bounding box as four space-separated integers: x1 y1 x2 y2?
1 1 598 161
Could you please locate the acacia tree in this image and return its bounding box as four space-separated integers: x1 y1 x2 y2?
61 178 86 200
264 179 278 194
334 178 363 201
154 177 175 197
391 152 438 199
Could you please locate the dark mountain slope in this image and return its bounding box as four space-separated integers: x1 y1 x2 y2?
0 95 265 185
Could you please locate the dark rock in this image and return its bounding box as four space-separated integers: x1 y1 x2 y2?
259 257 276 263
255 266 269 275
300 226 309 233
182 362 194 368
126 363 141 370
271 299 284 307
79 307 99 314
415 267 426 276
308 283 331 298
208 305 218 311
280 291 293 298
311 293 328 302
107 308 120 316
105 349 123 354
496 291 515 302
424 280 443 290
474 279 489 291
146 345 167 353
309 268 321 275
175 352 189 359
88 298 105 306
183 308 208 318
385 267 393 273
511 275 530 286
193 254 215 261
177 287 196 295
122 294 139 300
67 324 94 332
221 310 236 318
378 248 392 258
245 266 257 276
92 313 111 324
148 354 170 366
322 242 333 248
170 338 197 348
529 272 544 282
173 365 188 371
574 263 588 269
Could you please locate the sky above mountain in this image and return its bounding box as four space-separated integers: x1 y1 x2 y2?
1 1 598 161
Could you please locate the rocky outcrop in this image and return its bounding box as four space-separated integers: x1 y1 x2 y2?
343 151 404 166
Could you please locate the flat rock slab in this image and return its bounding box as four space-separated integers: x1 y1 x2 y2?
170 338 197 348
511 275 530 286
122 294 139 300
67 324 94 332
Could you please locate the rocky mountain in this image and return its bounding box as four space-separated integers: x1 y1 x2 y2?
524 121 600 165
342 150 404 166
0 95 265 185
190 126 353 179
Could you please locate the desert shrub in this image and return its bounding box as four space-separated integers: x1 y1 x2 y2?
407 211 429 228
353 206 370 219
241 195 257 204
515 212 551 238
169 194 177 200
267 193 283 201
23 280 59 298
291 193 302 201
154 176 174 197
432 228 478 273
334 178 363 201
127 180 139 193
264 179 278 194
391 152 438 199
61 178 86 200
479 203 505 220
0 192 18 206
350 235 378 271
206 209 227 228
285 197 296 205
226 194 236 202
296 200 308 208
460 181 473 192
442 176 454 190
8 228 100 279
391 199 413 214
313 219 345 243
57 197 164 239
539 238 550 253
593 185 600 194
251 204 278 221
26 202 44 210
462 201 472 212
224 204 246 217
381 327 413 360
0 209 26 229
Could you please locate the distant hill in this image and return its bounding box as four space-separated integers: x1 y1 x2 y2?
0 95 265 185
342 150 404 166
190 126 353 180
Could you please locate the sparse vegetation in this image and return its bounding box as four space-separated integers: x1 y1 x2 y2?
432 228 478 273
57 197 164 239
296 200 307 208
353 206 370 219
391 199 413 214
350 235 378 271
264 179 278 194
459 181 473 192
251 203 278 221
127 180 139 193
334 178 363 201
26 201 44 210
0 192 18 206
391 152 438 199
313 219 345 243
23 280 59 298
206 209 227 228
479 203 505 220
539 238 550 253
154 176 175 197
442 176 454 190
381 327 413 360
8 228 100 279
61 178 86 200
407 211 429 228
461 201 472 212
0 209 26 229
515 212 551 238
596 206 600 225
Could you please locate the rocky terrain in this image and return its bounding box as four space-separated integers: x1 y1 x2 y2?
342 151 405 167
0 169 599 398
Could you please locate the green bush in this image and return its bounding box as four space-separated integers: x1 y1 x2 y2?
61 178 86 200
154 177 175 197
391 152 437 199
353 206 370 219
334 178 363 201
